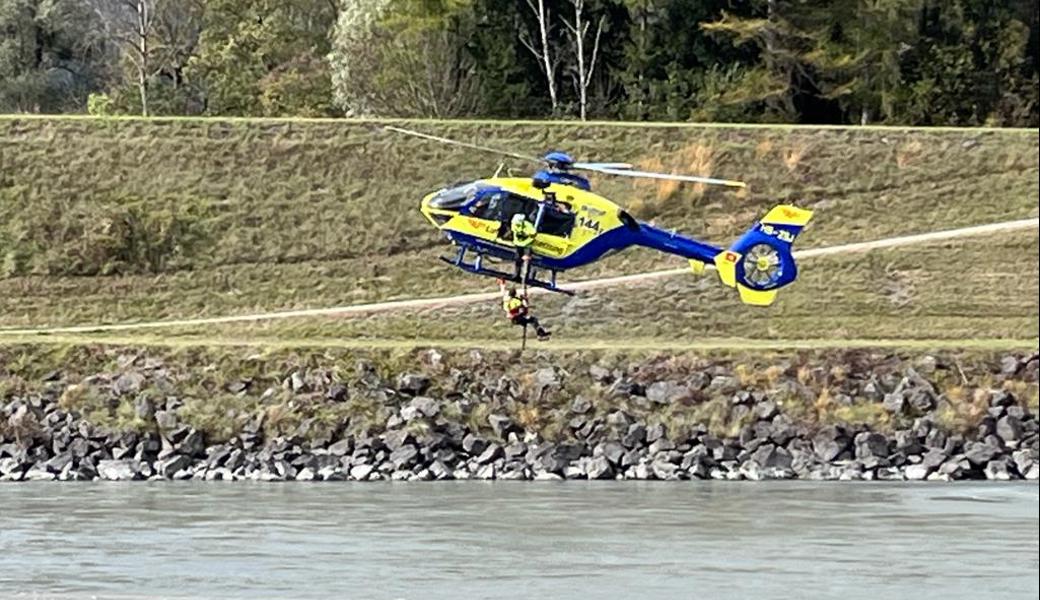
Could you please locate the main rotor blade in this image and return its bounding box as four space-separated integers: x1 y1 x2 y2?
572 162 634 170
383 126 541 165
576 165 747 189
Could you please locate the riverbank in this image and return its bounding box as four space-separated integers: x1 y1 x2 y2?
1 344 1037 482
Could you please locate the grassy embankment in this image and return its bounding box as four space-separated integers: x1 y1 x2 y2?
0 116 1037 348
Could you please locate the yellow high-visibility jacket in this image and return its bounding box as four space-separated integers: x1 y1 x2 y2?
503 296 525 318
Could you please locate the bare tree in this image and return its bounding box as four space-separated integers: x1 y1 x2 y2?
89 0 162 116
518 0 559 114
563 0 605 121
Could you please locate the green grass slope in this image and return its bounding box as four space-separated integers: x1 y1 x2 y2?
1 116 1037 343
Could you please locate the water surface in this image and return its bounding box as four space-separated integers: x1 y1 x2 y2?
1 482 1037 600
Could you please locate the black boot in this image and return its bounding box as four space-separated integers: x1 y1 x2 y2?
536 328 551 340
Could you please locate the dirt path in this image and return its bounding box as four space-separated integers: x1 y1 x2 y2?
1 217 1036 337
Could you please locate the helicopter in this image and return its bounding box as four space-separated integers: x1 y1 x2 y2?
387 126 813 307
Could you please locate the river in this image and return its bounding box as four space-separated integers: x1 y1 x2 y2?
0 482 1036 600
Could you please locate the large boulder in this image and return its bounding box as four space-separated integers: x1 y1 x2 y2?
396 373 431 395
812 426 847 461
996 416 1023 443
622 424 646 448
158 454 192 478
97 459 140 481
963 441 1001 466
645 382 687 405
585 456 614 480
389 445 420 470
854 432 890 459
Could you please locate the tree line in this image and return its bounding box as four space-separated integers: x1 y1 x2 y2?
1 0 1037 126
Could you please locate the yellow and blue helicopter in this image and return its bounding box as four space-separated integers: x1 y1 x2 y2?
389 126 813 307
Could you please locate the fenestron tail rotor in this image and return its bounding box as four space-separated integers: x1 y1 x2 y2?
382 125 746 189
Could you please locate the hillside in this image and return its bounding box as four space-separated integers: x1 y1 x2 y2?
0 116 1037 345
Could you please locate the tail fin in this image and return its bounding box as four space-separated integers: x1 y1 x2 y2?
713 205 813 306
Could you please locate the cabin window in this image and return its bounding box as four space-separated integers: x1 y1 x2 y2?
467 191 502 220
537 202 575 237
428 182 488 211
467 191 573 237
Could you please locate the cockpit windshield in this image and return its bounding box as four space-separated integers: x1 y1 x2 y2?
427 182 492 211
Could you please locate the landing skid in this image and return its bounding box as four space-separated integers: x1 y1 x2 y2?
440 246 574 296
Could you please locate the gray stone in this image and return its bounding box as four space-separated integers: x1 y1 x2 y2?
708 376 739 393
24 468 55 481
645 423 666 443
921 449 948 469
383 430 414 452
396 373 430 395
158 454 192 478
990 390 1015 407
999 355 1019 375
622 424 646 448
296 467 316 482
389 445 419 469
882 393 906 414
563 464 585 479
179 429 205 457
97 459 139 481
570 397 592 414
908 390 935 413
647 438 675 455
812 426 846 462
476 444 503 465
585 456 614 480
996 416 1023 442
904 464 932 480
533 470 563 481
462 433 488 456
474 464 496 480
984 458 1012 481
596 441 626 465
749 444 793 470
290 371 307 392
328 439 352 457
854 432 890 459
589 365 612 383
1012 449 1035 474
326 384 348 402
754 400 779 421
488 414 514 437
134 397 155 420
429 461 453 480
646 382 686 404
964 441 1000 466
154 410 178 430
939 457 970 478
503 442 527 461
534 368 560 387
410 396 441 418
44 452 73 474
876 467 904 481
349 464 374 481
651 460 679 480
114 372 145 395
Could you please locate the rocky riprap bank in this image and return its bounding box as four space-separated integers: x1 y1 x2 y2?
1 349 1038 482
